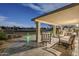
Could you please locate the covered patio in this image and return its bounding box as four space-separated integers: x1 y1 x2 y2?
33 4 79 56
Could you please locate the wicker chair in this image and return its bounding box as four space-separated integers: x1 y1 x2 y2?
60 34 76 49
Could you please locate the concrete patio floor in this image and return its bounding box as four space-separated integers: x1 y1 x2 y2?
0 36 78 56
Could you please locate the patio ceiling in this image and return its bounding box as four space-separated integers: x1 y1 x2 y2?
33 4 79 25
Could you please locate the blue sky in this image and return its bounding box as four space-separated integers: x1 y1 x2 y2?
0 3 69 27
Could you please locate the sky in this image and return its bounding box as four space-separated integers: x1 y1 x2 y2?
0 3 70 28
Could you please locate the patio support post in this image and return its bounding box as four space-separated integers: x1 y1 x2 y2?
53 25 56 37
36 22 41 47
60 26 63 35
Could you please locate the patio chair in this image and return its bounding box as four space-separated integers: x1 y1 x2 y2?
60 34 76 49
41 32 51 47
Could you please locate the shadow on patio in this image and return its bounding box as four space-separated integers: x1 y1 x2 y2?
42 42 74 56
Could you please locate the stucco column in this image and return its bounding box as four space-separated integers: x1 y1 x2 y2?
60 26 63 35
53 25 56 37
36 22 41 46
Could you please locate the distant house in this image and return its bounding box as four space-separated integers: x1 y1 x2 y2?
0 27 3 32
0 27 1 31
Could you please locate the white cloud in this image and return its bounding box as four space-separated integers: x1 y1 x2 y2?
0 16 28 27
0 16 8 21
37 3 70 12
22 3 70 13
0 21 29 27
22 3 43 12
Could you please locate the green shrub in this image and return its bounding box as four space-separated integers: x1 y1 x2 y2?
0 32 7 40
